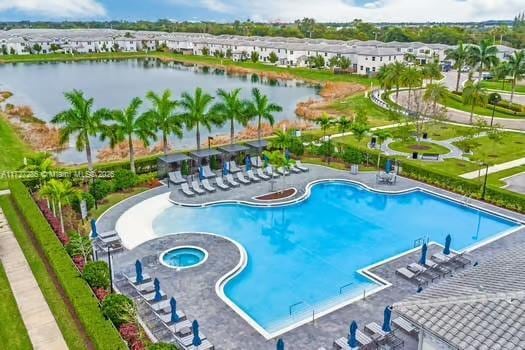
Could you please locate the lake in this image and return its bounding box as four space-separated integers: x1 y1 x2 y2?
0 58 319 164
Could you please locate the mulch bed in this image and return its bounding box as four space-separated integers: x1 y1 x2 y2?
255 188 296 201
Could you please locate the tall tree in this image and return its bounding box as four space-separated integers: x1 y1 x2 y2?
468 40 499 81
143 89 183 156
400 66 423 109
180 87 218 150
462 81 488 124
51 90 109 170
373 130 392 168
377 64 395 92
390 62 406 99
246 88 283 152
40 179 77 235
507 50 525 103
422 61 442 85
491 61 511 90
423 83 448 114
212 88 250 145
445 42 469 92
101 97 157 173
336 116 352 134
315 113 333 141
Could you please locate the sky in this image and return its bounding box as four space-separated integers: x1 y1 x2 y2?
0 0 523 23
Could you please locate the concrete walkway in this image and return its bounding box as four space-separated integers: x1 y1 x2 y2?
0 209 67 350
460 157 525 179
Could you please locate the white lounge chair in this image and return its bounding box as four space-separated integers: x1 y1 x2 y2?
168 171 186 185
225 174 240 187
215 177 230 190
228 160 242 173
295 160 309 172
202 165 216 178
191 181 205 195
289 164 301 174
256 168 270 180
250 156 263 168
246 170 261 182
180 183 195 197
277 167 290 176
236 172 250 184
201 179 216 192
265 165 279 178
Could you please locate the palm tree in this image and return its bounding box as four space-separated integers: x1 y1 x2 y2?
445 42 469 92
67 233 93 262
422 61 442 85
40 179 77 234
491 62 511 90
246 88 283 152
468 40 499 81
373 130 392 168
212 88 250 145
390 62 406 100
23 152 54 187
507 50 525 103
315 113 333 141
143 89 183 156
336 116 352 134
180 87 218 150
400 66 423 109
101 97 157 173
462 81 488 124
423 83 448 113
51 90 110 170
271 130 292 155
377 64 395 92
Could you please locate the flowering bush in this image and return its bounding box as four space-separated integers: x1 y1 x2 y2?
93 287 110 302
72 255 86 271
36 200 69 244
119 323 145 350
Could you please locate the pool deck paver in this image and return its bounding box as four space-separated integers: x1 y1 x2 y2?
99 164 525 350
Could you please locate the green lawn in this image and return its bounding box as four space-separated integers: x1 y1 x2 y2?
0 262 33 350
483 165 525 187
480 80 525 94
389 140 451 155
0 116 33 189
442 92 524 119
329 94 400 127
0 197 88 350
90 186 149 219
420 122 472 141
458 132 525 164
403 158 480 176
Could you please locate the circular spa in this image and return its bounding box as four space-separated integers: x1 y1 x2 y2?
160 246 208 269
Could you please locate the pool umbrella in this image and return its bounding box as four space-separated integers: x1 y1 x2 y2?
276 338 284 350
153 278 162 302
285 150 291 160
135 260 143 284
443 234 452 255
419 243 428 265
263 155 269 167
382 306 392 332
245 155 252 171
222 162 229 176
385 159 392 173
192 320 202 346
170 297 179 323
348 320 358 348
199 166 205 181
90 219 98 238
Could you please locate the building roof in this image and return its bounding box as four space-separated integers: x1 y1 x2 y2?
393 241 525 350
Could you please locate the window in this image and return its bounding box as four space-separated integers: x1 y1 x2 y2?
365 56 368 60
324 52 327 57
290 50 293 54
360 65 363 71
372 67 376 72
366 67 370 73
372 56 376 61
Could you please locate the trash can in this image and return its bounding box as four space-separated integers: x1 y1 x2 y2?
423 132 428 139
412 152 418 159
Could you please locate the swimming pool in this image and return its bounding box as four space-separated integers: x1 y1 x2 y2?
152 181 520 336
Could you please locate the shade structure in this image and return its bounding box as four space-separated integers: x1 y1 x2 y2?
444 234 452 255
382 306 392 332
170 297 179 323
192 320 202 346
222 162 229 176
348 320 358 348
135 260 143 284
276 338 284 350
153 278 162 302
90 219 98 238
217 143 249 155
419 243 428 265
245 155 252 171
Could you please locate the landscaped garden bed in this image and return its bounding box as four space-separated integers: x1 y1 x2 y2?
255 188 297 201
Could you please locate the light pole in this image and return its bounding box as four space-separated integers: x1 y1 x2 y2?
207 136 214 150
488 92 501 127
107 247 113 293
481 162 490 200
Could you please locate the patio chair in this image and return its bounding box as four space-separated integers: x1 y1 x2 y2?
396 267 428 286
215 177 230 190
180 183 195 197
451 252 472 267
191 181 206 195
236 172 250 185
144 289 167 302
225 174 240 187
246 170 261 182
376 172 389 184
168 171 186 185
295 160 309 172
387 173 397 185
266 165 279 178
277 167 290 176
202 165 216 178
256 168 270 180
228 160 242 173
407 263 440 282
201 179 217 193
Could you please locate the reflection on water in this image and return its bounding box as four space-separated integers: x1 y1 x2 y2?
0 58 319 164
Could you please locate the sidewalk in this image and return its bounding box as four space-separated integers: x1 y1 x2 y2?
460 157 525 179
0 209 68 350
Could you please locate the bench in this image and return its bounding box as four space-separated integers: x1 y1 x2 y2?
421 153 440 161
392 317 417 335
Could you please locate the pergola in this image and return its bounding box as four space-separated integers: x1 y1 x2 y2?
245 140 268 153
217 144 250 158
157 153 191 179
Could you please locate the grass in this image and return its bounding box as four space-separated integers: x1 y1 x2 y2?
0 262 33 350
480 80 525 94
458 132 525 164
0 115 33 189
403 158 480 176
420 122 472 141
483 165 525 188
90 186 149 218
442 92 524 119
328 94 400 127
389 140 451 155
0 196 87 350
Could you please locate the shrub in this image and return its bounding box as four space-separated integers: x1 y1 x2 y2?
341 147 364 165
316 142 335 158
288 138 305 157
72 255 86 271
148 343 179 350
83 261 110 290
102 294 136 327
89 180 113 202
93 287 110 301
36 199 69 244
113 169 138 191
71 191 95 213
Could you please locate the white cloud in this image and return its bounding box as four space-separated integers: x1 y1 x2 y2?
167 0 231 13
0 0 106 18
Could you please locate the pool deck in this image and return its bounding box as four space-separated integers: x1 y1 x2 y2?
98 165 525 350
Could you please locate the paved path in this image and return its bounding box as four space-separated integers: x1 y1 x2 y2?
503 172 525 194
460 157 525 179
382 137 468 161
0 209 68 350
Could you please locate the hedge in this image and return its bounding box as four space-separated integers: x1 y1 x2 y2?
9 180 127 350
446 92 525 118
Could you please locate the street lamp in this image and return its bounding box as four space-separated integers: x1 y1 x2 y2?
107 247 113 293
207 136 214 150
481 162 490 200
488 92 501 127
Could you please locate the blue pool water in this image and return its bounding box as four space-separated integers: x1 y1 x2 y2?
152 182 519 333
161 247 206 268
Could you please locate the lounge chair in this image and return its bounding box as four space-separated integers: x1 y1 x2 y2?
236 172 250 185
228 160 242 173
246 170 261 182
333 330 373 350
250 156 263 168
100 234 121 245
215 177 230 190
392 317 417 335
168 319 192 336
432 252 454 263
256 168 270 180
424 260 452 276
266 166 279 178
396 267 428 286
168 171 186 185
191 181 205 195
187 339 214 350
277 167 290 176
144 289 167 302
97 230 117 239
159 310 188 324
225 174 240 187
201 179 216 192
137 281 155 294
180 183 195 197
124 272 151 285
365 321 388 337
202 165 216 178
295 160 309 172
289 164 301 174
407 263 440 282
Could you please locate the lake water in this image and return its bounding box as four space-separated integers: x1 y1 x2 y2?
0 59 319 164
